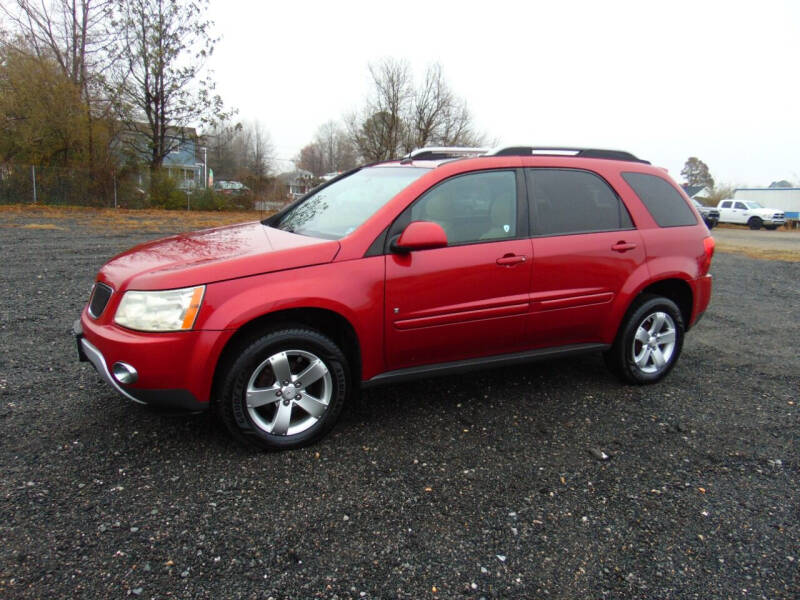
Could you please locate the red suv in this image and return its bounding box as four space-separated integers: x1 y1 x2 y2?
75 147 714 450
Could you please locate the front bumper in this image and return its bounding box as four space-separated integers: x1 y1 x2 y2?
74 319 209 411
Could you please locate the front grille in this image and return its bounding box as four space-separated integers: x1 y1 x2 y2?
88 283 113 318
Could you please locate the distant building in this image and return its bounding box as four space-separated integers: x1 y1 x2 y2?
681 184 712 201
733 188 800 219
278 169 316 200
120 125 202 188
161 130 200 186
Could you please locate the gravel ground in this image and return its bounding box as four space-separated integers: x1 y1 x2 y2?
1 213 798 599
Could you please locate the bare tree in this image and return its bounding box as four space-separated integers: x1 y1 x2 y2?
704 183 736 206
315 121 340 173
1 0 114 98
314 121 357 173
244 119 274 178
111 0 227 172
205 118 274 179
205 119 240 177
347 59 485 162
297 121 357 176
347 58 412 161
296 142 325 177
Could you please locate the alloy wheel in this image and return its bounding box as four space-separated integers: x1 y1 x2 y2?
631 311 677 374
245 349 332 436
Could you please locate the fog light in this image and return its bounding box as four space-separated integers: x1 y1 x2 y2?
111 362 138 385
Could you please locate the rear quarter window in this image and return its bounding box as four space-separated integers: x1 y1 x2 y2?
622 172 698 227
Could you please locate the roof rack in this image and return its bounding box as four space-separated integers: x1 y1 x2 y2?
400 146 489 163
487 146 650 164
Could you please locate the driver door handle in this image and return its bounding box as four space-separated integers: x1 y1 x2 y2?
611 241 637 253
496 254 528 266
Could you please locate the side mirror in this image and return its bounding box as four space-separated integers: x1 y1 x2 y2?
392 221 448 252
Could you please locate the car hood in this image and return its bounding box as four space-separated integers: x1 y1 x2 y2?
98 221 340 290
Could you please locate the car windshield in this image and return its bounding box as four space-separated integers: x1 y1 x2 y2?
745 201 763 209
273 166 430 239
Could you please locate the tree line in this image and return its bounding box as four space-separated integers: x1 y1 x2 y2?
296 58 486 177
0 0 260 206
0 2 485 207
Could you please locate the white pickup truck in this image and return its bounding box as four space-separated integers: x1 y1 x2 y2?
716 199 786 230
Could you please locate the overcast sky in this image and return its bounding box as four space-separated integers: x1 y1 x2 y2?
206 0 799 187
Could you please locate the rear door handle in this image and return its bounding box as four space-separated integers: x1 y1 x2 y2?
611 241 637 253
496 254 528 266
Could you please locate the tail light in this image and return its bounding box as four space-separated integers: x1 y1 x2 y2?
701 236 715 275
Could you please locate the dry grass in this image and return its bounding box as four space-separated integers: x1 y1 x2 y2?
20 223 66 230
0 204 270 233
715 222 800 233
714 243 800 262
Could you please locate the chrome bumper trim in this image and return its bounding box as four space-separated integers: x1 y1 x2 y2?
80 337 146 405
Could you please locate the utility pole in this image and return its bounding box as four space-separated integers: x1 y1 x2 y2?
202 146 208 189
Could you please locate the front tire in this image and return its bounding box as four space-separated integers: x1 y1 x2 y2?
748 217 762 230
764 225 779 231
217 328 349 450
604 295 685 384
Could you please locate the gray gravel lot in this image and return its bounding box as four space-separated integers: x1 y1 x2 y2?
1 215 798 599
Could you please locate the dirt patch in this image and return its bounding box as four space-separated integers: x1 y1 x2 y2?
0 204 273 233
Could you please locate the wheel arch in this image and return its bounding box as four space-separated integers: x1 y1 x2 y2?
211 307 362 404
634 277 694 330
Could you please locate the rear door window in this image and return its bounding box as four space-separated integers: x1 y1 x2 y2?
527 169 633 236
622 172 698 227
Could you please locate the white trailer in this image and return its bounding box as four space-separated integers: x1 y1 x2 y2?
733 188 800 219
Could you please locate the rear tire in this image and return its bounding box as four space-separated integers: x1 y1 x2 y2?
748 217 762 230
216 328 349 451
604 295 685 384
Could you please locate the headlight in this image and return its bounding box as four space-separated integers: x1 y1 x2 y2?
114 286 205 332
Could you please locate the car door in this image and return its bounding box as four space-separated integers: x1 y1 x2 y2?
732 201 750 223
718 200 733 222
384 169 532 369
525 168 646 347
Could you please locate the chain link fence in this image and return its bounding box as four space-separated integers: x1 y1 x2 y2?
0 163 144 207
0 163 294 211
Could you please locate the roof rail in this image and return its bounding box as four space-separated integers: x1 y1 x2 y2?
487 146 650 164
401 146 489 163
